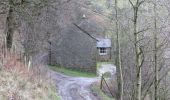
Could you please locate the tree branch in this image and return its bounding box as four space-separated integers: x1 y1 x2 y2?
138 0 146 7
129 0 135 8
136 28 150 34
139 46 145 68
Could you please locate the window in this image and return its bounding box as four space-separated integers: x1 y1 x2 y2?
99 48 107 55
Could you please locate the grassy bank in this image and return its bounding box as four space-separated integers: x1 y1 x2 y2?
0 53 60 100
49 65 96 77
0 68 60 100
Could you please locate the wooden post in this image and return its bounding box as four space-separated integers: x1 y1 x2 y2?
49 41 52 65
100 74 103 90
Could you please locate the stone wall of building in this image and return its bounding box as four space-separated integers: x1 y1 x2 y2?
96 48 111 62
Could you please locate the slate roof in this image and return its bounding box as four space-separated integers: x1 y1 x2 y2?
97 38 111 48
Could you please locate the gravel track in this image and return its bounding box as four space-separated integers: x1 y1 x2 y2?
49 64 116 100
49 71 100 100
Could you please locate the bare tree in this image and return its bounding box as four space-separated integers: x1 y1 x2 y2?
153 1 159 100
114 0 124 100
129 0 146 99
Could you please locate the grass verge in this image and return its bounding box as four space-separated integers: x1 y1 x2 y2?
49 65 96 77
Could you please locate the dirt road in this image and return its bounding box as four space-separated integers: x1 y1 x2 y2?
49 71 100 100
49 64 116 100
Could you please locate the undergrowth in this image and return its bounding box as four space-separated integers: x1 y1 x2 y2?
0 52 60 100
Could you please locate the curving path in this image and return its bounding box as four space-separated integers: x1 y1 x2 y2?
49 71 100 100
49 64 116 100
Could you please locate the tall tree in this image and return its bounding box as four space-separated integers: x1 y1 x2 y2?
114 0 124 99
6 0 20 49
153 1 158 100
129 0 145 99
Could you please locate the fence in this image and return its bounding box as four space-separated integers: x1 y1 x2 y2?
100 74 114 98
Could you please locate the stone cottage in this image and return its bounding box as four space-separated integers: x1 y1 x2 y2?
96 38 111 61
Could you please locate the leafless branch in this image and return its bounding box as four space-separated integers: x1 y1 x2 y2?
139 46 145 68
129 0 135 8
138 0 146 7
136 28 150 34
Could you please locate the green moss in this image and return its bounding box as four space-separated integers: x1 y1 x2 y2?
49 65 96 78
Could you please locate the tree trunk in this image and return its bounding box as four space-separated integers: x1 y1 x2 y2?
154 2 159 100
130 1 143 99
6 0 24 49
49 41 52 65
134 8 142 99
115 0 124 100
6 5 14 49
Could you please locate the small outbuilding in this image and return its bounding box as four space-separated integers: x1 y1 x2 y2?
96 38 112 61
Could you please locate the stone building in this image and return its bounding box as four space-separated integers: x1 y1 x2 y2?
96 38 111 61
